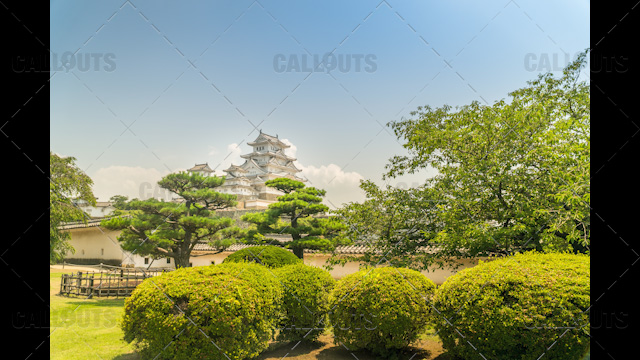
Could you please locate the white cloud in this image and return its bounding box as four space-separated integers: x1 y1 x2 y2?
300 164 363 185
299 164 365 208
281 138 297 159
212 143 243 176
280 139 365 207
91 166 178 202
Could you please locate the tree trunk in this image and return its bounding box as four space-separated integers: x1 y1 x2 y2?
292 246 304 259
173 242 191 268
176 231 192 268
174 253 190 268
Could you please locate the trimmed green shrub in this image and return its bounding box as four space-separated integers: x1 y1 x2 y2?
273 263 335 343
223 245 301 268
329 267 437 357
120 262 283 360
433 252 590 360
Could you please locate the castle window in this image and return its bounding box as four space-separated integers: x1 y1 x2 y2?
144 258 149 264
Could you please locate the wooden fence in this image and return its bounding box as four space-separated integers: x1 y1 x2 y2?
59 268 171 298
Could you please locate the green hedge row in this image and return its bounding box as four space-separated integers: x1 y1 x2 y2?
121 247 590 360
433 252 590 360
222 245 301 268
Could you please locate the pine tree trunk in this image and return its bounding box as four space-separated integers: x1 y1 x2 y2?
174 254 190 268
174 245 190 268
292 246 304 259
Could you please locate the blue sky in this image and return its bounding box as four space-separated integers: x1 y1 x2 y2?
50 0 589 208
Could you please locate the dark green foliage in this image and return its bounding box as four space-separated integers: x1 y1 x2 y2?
241 178 347 258
222 245 301 268
261 177 305 194
50 152 97 263
329 267 437 358
102 171 238 268
109 195 130 210
273 263 335 343
433 252 590 360
120 262 283 360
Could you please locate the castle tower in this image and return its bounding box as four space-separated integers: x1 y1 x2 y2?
219 131 304 209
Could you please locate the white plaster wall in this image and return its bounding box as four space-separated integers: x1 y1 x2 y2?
65 227 124 262
189 252 233 267
303 254 482 285
63 226 482 283
81 205 115 218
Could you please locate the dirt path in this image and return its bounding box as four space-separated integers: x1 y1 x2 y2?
258 334 446 360
50 265 105 273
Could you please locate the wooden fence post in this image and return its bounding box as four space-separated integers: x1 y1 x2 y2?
88 273 94 298
76 272 82 296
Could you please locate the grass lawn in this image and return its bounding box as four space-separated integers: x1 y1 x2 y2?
50 271 138 360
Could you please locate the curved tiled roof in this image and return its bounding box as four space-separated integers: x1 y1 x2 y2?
192 243 258 252
303 244 445 255
247 131 290 148
192 242 298 254
193 243 430 255
188 163 213 172
58 218 105 230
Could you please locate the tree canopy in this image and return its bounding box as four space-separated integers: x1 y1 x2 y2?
109 195 130 210
337 51 590 270
241 178 347 258
50 152 96 263
102 172 239 268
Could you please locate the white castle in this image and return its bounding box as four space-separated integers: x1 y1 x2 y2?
188 131 304 209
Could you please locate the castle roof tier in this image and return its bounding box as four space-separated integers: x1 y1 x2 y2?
222 164 248 175
247 130 290 149
188 163 213 173
240 151 296 162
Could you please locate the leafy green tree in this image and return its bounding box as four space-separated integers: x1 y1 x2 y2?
102 172 239 268
332 180 444 269
109 195 130 210
339 51 589 269
50 152 96 263
242 178 347 258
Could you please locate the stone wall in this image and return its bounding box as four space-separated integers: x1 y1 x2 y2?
260 192 280 201
215 209 262 228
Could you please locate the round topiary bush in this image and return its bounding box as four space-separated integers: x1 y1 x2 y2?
433 252 590 360
273 263 336 343
120 262 283 360
223 245 301 268
329 267 437 357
